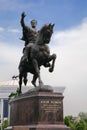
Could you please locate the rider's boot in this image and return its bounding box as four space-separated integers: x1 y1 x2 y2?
23 47 29 62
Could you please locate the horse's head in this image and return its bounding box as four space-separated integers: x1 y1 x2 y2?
37 23 55 44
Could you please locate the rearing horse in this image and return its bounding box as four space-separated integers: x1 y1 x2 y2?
18 23 56 93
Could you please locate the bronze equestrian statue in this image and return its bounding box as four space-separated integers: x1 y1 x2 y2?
18 12 56 93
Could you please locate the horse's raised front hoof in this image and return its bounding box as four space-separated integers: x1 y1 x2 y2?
53 54 56 59
49 67 53 72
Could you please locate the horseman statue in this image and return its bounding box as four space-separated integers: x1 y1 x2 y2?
18 12 56 93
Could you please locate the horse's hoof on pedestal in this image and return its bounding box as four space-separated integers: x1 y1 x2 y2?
17 88 22 95
31 81 36 87
39 82 44 88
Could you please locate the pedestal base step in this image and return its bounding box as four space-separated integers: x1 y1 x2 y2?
12 124 71 130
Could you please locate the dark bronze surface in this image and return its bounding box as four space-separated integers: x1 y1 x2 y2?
18 12 56 93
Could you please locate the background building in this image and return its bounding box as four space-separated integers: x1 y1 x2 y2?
0 79 33 126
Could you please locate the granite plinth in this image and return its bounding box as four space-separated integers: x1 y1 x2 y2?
13 124 70 130
8 86 71 130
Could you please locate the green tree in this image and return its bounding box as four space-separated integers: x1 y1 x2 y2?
75 120 86 130
3 119 8 129
64 115 72 126
0 119 8 130
64 115 87 130
79 112 87 123
69 122 75 130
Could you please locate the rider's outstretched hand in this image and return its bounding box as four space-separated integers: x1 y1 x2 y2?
21 12 26 18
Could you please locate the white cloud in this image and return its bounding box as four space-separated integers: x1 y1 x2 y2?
0 42 23 81
0 18 87 116
49 18 87 116
0 27 4 32
8 28 20 33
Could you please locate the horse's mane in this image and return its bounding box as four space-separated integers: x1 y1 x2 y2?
36 24 50 45
40 24 49 32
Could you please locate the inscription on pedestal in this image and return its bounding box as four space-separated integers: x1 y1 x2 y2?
40 100 61 112
39 98 63 122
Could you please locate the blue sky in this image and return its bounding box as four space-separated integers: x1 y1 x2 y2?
0 0 87 116
0 0 87 27
0 0 87 29
0 0 87 43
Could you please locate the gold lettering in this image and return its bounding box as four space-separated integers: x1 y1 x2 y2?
40 100 62 113
40 100 49 104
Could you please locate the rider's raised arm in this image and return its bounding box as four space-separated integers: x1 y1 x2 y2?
20 12 26 28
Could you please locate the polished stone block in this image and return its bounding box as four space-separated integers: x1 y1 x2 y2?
8 86 71 130
13 124 70 130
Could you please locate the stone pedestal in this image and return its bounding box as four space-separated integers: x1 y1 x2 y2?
8 86 71 130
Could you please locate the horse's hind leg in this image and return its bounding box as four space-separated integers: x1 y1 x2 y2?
32 59 43 87
23 73 28 86
31 74 38 87
19 73 22 94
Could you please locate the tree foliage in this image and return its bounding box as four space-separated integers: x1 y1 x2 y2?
0 119 8 130
64 115 72 126
64 112 87 130
75 120 86 130
79 112 87 123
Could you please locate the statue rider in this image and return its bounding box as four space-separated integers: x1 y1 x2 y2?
20 12 38 62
